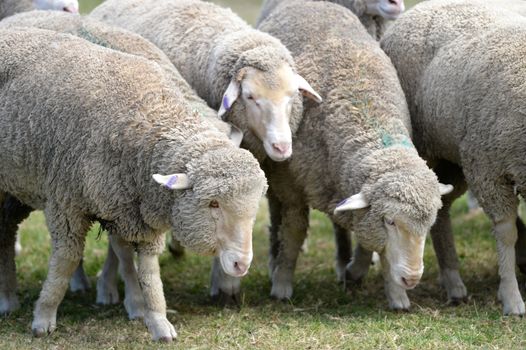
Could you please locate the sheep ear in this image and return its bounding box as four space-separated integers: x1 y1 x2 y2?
334 193 369 213
152 173 191 190
228 123 243 147
218 79 240 119
439 183 453 196
295 73 322 103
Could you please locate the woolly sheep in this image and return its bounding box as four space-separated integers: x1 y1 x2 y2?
0 0 78 19
90 0 322 163
0 9 244 313
381 0 526 315
257 0 405 40
0 27 267 340
253 1 451 308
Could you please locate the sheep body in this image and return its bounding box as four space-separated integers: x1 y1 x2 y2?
256 1 445 307
381 0 526 314
0 27 266 339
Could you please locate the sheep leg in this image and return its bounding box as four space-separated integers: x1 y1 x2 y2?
333 222 352 284
210 256 241 305
494 215 525 315
32 204 88 337
136 240 176 342
69 259 91 292
345 244 373 290
268 188 282 279
270 204 309 300
96 242 120 305
431 201 468 304
430 162 468 304
0 195 32 315
108 235 145 319
514 217 526 275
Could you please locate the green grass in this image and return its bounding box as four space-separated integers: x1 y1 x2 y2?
2 196 526 349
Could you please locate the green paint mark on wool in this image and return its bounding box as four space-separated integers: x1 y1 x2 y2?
381 132 413 149
77 27 113 49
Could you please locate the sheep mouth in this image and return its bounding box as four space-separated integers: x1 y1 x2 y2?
378 6 403 20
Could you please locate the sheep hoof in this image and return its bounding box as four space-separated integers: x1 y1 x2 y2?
145 312 177 342
31 320 56 337
96 277 120 305
0 293 20 315
344 273 363 293
447 296 469 306
210 290 241 307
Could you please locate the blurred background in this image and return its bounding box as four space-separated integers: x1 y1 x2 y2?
79 0 422 24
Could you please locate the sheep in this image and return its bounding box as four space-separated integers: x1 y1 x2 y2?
0 9 244 313
90 0 322 164
256 0 405 40
381 0 526 315
0 27 267 340
90 0 322 301
252 1 451 308
0 0 78 19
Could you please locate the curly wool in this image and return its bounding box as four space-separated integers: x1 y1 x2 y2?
0 10 219 122
0 0 32 19
0 28 266 258
90 0 302 162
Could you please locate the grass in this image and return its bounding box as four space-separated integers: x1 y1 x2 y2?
2 196 526 349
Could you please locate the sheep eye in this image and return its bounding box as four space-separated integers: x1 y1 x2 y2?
384 218 395 226
246 94 254 100
209 200 219 208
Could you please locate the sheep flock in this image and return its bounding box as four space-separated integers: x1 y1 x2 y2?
0 0 525 344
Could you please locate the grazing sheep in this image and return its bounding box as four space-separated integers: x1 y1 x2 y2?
257 0 405 40
90 0 322 164
381 0 526 314
0 0 78 18
0 27 266 340
0 9 244 313
254 1 451 308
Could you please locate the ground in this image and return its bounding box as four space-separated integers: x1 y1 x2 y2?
2 197 526 349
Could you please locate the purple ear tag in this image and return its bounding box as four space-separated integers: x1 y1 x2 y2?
165 175 178 189
337 198 347 207
223 96 230 111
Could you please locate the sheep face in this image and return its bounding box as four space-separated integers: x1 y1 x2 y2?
32 0 79 13
219 64 321 162
335 158 451 290
363 0 405 19
156 148 267 277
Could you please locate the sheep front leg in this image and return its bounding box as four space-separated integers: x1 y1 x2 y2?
346 244 373 289
32 206 88 336
270 205 309 300
431 202 467 304
333 222 352 284
210 257 241 304
267 187 282 277
0 195 32 315
494 215 525 315
136 241 176 342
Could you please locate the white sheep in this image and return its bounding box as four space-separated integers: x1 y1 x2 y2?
255 1 451 307
381 0 526 315
0 27 267 340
